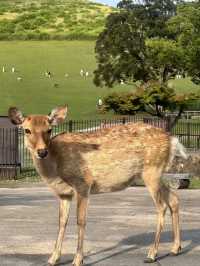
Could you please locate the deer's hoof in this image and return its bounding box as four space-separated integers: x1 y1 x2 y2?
170 252 178 256
170 251 180 257
47 263 58 266
144 257 156 263
47 261 59 266
72 256 83 266
72 259 83 266
170 246 182 256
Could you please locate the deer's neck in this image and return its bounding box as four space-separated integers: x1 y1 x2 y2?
31 149 74 198
32 151 57 179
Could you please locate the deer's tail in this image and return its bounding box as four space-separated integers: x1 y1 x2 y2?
166 136 188 171
171 136 188 159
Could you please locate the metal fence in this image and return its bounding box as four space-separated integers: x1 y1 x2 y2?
0 128 19 178
1 116 200 179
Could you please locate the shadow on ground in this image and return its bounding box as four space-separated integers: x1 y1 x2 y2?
1 229 199 266
0 193 54 207
84 228 200 265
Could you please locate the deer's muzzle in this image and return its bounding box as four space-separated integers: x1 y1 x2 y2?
37 149 48 159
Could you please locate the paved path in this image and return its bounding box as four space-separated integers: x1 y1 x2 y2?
0 186 199 266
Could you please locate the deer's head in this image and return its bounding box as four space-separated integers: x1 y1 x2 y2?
8 106 67 159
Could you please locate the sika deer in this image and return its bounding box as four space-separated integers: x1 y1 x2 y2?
8 106 187 266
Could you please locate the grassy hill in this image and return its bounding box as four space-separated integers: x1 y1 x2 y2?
0 0 113 40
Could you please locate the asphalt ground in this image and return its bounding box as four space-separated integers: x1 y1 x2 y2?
0 186 199 266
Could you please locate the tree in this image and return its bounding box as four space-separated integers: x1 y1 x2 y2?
117 0 180 37
145 38 185 82
117 0 136 9
94 0 185 88
167 1 200 84
189 38 200 84
94 11 148 87
94 0 200 128
103 81 200 130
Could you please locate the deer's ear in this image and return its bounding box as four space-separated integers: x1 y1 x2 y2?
48 105 68 126
8 107 25 125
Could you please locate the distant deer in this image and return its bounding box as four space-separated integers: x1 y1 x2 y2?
8 106 187 266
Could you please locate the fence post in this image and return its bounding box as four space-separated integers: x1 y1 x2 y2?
166 116 172 132
122 117 126 125
69 120 73 133
143 117 148 124
187 122 190 148
15 127 19 179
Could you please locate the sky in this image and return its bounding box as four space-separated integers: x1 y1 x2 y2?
91 0 118 7
92 1 193 7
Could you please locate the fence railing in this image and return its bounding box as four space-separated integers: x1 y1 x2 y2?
1 116 200 179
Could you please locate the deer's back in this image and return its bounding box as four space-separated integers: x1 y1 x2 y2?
51 123 170 193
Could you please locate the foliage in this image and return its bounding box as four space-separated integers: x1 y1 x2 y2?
94 0 188 87
0 0 113 40
94 0 200 127
167 2 200 84
94 11 148 87
145 38 185 82
0 20 15 34
103 81 200 129
137 81 199 118
117 0 181 37
103 92 143 115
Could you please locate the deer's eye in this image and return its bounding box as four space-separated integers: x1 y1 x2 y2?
25 129 31 134
47 129 52 134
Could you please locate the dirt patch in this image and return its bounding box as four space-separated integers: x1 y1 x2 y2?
0 12 18 20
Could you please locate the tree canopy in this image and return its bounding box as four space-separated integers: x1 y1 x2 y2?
94 0 199 87
94 0 200 127
117 0 180 37
167 2 200 84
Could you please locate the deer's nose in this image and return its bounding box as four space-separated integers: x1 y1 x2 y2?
37 149 48 159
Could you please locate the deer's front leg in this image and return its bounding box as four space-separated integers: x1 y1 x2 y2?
48 197 72 266
72 193 89 266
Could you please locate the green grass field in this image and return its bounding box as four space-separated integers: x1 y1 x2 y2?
0 40 200 120
0 40 133 120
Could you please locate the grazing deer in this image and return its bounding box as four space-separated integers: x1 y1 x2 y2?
8 106 187 266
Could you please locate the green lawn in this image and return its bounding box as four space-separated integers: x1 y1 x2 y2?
0 40 199 120
0 41 132 120
170 78 200 94
189 178 200 189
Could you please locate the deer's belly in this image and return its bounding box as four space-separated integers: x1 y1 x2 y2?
42 176 74 198
89 156 143 193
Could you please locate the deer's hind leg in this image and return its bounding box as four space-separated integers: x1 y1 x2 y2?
142 166 181 263
166 187 181 256
48 196 72 266
72 190 90 266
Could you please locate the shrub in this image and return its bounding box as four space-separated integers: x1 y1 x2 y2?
19 20 34 30
0 20 15 34
58 11 66 17
103 92 142 115
15 24 25 33
0 33 11 40
38 32 50 40
34 16 48 26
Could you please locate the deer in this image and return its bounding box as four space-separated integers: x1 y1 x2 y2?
8 105 187 266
